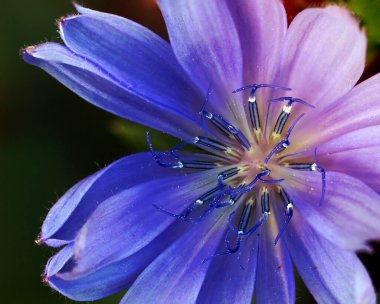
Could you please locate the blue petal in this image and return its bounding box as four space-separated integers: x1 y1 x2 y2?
279 168 380 252
228 0 287 93
158 0 247 127
293 68 380 146
22 43 202 139
45 220 189 301
120 210 229 303
286 210 376 304
255 211 295 303
277 6 366 111
59 6 203 122
317 125 380 192
196 230 258 303
227 0 288 135
40 152 184 247
45 243 74 278
69 168 224 275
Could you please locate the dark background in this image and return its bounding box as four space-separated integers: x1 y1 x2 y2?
0 0 379 303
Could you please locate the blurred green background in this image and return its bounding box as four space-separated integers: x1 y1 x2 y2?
0 0 379 303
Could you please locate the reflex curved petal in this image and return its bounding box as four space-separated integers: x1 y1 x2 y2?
69 168 223 275
59 6 203 119
45 220 189 301
22 43 202 139
40 152 183 247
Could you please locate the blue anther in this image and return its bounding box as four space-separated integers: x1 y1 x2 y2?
228 204 268 237
274 205 293 246
313 148 326 205
233 84 291 134
274 188 294 245
242 169 283 192
201 229 242 264
152 184 227 222
199 103 251 150
261 190 270 213
152 203 192 221
214 192 243 209
226 230 242 253
146 132 183 168
269 97 315 109
169 137 199 156
218 167 240 181
270 97 314 134
181 160 219 170
165 135 228 154
264 113 305 164
243 212 269 236
232 83 291 94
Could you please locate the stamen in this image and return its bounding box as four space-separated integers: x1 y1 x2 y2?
272 107 291 136
197 186 222 205
232 83 291 94
270 97 315 136
284 148 326 205
153 185 223 221
230 189 271 237
285 163 314 170
248 91 261 134
214 192 244 209
264 113 305 164
200 109 230 135
218 167 240 181
233 84 290 137
146 132 183 168
274 187 294 245
244 169 284 191
152 203 191 220
199 107 251 151
196 136 229 152
237 201 254 235
202 229 242 263
261 187 270 214
269 97 315 108
199 84 214 137
313 148 326 205
181 160 219 170
169 137 199 155
225 199 256 251
228 189 270 238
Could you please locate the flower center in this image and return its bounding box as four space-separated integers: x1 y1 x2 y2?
147 83 326 259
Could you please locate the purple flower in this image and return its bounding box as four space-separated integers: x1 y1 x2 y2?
23 1 380 303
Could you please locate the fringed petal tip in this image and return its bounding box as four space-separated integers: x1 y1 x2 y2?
321 5 367 40
73 3 93 15
20 44 45 61
323 5 365 30
21 44 49 66
34 233 44 246
358 240 379 256
55 14 78 29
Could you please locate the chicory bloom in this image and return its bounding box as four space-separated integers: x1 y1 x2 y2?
23 1 380 303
